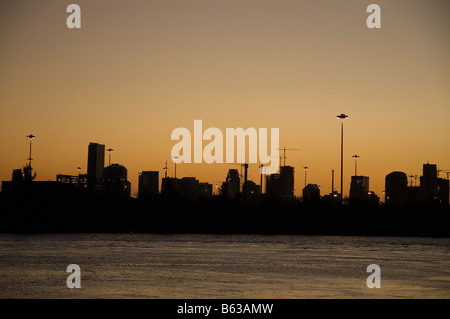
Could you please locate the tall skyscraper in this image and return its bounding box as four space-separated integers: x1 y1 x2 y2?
266 166 295 198
87 142 105 179
279 166 295 198
385 171 407 206
139 171 159 199
350 176 369 202
419 163 438 203
226 169 240 198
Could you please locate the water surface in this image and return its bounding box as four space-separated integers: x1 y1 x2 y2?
0 234 449 298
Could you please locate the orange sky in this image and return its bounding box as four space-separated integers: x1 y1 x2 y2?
1 0 449 198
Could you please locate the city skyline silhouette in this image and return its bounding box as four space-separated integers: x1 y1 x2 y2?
1 1 449 201
3 135 449 208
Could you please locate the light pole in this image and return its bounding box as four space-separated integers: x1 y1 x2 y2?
303 166 309 187
163 160 168 179
26 134 35 168
331 169 335 194
337 113 348 203
77 167 81 175
172 156 179 178
107 148 114 166
259 164 264 194
352 154 360 176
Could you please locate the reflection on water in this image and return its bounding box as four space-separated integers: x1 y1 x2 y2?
0 234 449 298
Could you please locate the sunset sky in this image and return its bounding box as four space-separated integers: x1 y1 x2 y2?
1 0 449 198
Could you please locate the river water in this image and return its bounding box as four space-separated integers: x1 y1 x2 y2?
0 234 449 298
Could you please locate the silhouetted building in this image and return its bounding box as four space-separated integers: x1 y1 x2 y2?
243 180 260 198
265 166 295 198
138 171 159 199
161 177 178 196
438 178 449 206
349 176 369 204
224 169 240 198
87 142 105 179
162 177 212 199
103 164 131 197
11 169 23 182
265 174 278 197
407 186 420 204
366 191 380 206
322 191 341 205
56 174 88 187
385 171 407 206
179 177 200 199
199 182 213 197
418 163 438 204
302 184 320 204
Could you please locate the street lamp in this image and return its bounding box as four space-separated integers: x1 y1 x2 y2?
77 167 81 175
26 134 35 168
336 113 348 203
106 148 114 166
303 166 309 187
172 156 179 178
352 154 360 176
259 164 264 194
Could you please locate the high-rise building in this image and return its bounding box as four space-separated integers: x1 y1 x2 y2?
349 176 369 203
162 176 212 199
138 171 159 199
103 163 130 197
265 166 295 198
385 171 407 206
243 180 260 198
226 169 240 198
419 163 438 203
279 166 295 198
87 142 105 179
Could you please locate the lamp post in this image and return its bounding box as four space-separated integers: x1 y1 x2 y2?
352 154 360 176
303 166 309 187
26 134 35 168
259 164 264 194
172 156 179 178
107 148 114 166
337 114 348 203
331 169 335 194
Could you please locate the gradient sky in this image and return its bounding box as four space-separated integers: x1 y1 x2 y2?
1 0 449 198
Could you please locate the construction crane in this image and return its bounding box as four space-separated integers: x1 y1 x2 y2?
277 146 301 167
